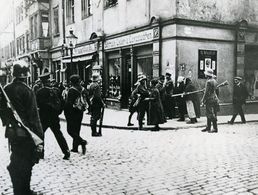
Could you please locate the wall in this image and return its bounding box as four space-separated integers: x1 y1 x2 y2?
176 0 258 25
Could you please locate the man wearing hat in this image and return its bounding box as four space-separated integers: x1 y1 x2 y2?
228 76 249 124
164 72 175 119
0 61 44 195
36 69 70 160
88 73 105 136
135 74 149 130
201 68 220 133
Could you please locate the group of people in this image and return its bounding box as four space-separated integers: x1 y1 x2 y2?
0 61 105 195
127 72 201 131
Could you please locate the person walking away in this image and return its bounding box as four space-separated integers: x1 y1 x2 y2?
0 61 44 195
32 79 42 94
164 72 175 119
174 76 187 121
135 74 149 130
201 68 220 133
156 75 166 109
64 75 87 153
88 73 105 136
146 79 166 131
36 69 70 160
184 78 201 124
228 77 249 124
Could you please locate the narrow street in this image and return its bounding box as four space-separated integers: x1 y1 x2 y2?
0 121 258 195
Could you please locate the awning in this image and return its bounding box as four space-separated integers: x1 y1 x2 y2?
62 54 94 63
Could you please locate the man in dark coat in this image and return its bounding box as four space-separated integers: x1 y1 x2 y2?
88 73 105 136
37 69 70 160
201 68 220 133
0 62 44 195
185 78 201 123
164 72 175 119
156 75 166 108
228 77 249 124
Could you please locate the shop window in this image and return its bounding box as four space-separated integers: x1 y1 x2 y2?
104 0 118 9
81 0 92 19
108 58 121 99
53 6 59 35
245 45 258 101
66 0 75 24
137 57 153 83
198 50 217 79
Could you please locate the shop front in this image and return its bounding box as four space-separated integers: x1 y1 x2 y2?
62 42 98 85
104 27 160 109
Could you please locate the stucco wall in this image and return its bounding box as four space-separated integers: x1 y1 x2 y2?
176 0 258 25
177 40 234 103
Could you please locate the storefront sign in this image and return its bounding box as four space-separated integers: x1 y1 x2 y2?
74 43 97 56
198 49 217 79
104 28 159 50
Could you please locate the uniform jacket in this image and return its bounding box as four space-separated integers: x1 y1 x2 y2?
201 78 219 105
89 82 104 108
0 79 43 139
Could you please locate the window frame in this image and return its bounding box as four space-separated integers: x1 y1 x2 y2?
66 0 75 24
81 0 92 19
53 5 60 36
104 0 118 9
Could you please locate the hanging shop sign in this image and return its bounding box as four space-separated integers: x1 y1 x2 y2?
198 49 217 79
104 27 159 50
73 43 97 56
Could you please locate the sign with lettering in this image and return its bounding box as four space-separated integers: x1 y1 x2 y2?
74 43 97 56
198 49 217 79
104 28 159 50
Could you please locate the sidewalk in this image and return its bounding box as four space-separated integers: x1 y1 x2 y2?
60 108 258 130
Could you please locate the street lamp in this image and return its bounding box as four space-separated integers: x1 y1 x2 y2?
65 28 78 78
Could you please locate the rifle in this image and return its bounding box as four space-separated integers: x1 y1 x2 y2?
98 104 105 136
171 80 229 98
0 84 43 147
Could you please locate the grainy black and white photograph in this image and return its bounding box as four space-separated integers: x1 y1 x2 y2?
0 0 258 194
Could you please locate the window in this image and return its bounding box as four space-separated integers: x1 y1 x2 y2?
108 58 121 99
16 35 26 55
53 6 59 35
16 4 24 24
81 0 92 19
30 14 38 39
66 0 75 24
104 0 118 8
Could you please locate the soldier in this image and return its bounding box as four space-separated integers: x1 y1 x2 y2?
64 75 87 153
175 76 187 121
36 69 70 160
228 77 249 124
0 61 44 195
88 73 105 136
164 72 175 119
201 68 220 133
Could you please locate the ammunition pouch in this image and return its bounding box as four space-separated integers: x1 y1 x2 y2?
5 125 28 141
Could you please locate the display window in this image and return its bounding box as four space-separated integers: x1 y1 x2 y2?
108 58 121 99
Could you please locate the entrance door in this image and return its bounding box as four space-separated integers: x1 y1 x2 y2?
121 54 132 108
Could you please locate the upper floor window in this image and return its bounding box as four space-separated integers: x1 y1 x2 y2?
53 6 59 35
16 4 24 24
66 0 75 24
104 0 118 9
30 13 38 40
81 0 92 19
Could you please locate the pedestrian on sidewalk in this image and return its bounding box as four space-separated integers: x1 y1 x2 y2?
0 62 44 195
135 74 149 130
201 68 220 133
164 72 175 119
146 79 166 131
184 78 201 124
88 73 105 136
156 75 166 109
175 76 187 121
64 75 87 154
127 85 138 126
228 76 249 124
36 69 70 160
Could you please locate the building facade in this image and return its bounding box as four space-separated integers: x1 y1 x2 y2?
1 0 258 112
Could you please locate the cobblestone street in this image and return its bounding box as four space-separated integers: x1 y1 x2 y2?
0 121 258 195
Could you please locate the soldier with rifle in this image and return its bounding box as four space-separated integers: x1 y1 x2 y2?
88 73 105 136
0 61 44 195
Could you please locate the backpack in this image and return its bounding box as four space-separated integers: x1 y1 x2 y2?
48 87 63 115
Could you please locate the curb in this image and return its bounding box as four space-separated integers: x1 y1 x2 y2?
60 118 258 131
